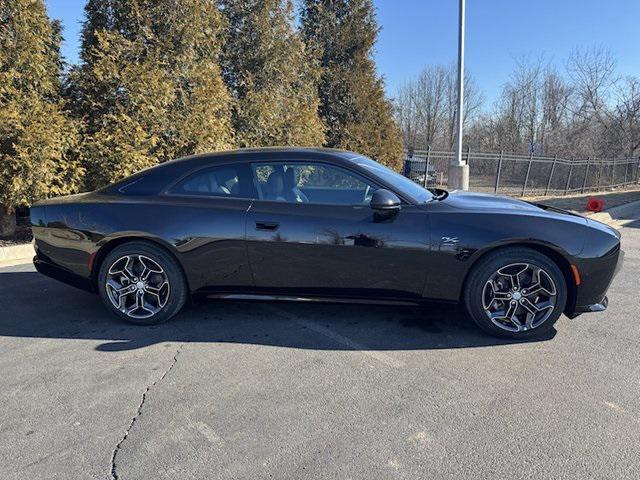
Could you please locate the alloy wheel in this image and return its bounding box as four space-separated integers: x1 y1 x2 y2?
481 263 557 333
105 254 170 319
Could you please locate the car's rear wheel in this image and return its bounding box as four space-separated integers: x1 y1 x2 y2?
464 247 567 338
97 241 188 325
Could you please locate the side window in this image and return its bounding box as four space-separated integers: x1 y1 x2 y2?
169 164 254 199
252 162 379 205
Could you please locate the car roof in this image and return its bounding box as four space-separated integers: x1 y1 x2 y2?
167 147 361 168
102 147 366 195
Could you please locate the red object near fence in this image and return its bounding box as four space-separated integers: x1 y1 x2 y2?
586 197 605 213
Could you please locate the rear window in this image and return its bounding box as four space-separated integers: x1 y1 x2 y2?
102 165 179 196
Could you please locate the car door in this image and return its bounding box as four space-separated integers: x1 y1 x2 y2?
245 160 431 300
163 161 256 292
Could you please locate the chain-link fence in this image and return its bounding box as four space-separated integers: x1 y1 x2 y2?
404 148 640 197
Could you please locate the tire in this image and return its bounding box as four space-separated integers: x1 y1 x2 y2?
97 241 188 325
463 247 567 339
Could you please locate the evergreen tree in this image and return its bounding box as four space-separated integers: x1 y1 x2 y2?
220 0 325 147
0 0 83 236
301 0 403 169
72 0 234 188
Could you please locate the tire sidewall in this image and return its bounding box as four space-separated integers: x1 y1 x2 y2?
464 248 568 339
97 242 187 325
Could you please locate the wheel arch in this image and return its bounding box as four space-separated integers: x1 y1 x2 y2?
91 236 191 292
461 242 577 314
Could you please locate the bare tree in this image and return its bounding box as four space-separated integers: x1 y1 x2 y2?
611 76 640 157
442 64 483 149
414 65 447 146
567 47 617 121
394 65 450 150
396 48 638 161
393 80 420 150
540 67 572 153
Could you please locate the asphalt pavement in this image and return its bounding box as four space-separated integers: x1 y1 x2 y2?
1 215 639 480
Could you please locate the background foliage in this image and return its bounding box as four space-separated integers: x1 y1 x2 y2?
0 0 402 235
0 0 83 234
220 0 325 148
68 0 235 188
301 0 403 171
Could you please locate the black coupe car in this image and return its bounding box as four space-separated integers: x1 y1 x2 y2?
31 148 623 338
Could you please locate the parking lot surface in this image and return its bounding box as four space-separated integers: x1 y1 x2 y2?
1 218 639 480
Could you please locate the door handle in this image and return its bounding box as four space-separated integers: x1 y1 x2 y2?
255 221 280 231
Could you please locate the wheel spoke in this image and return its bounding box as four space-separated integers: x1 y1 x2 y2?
524 284 555 297
127 291 153 316
144 281 169 307
520 297 539 314
489 280 512 299
489 302 523 332
106 279 135 309
127 292 141 316
506 302 523 331
124 256 138 280
139 256 163 281
524 268 556 297
497 263 527 290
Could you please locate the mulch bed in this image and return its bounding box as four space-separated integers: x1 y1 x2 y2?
0 218 33 247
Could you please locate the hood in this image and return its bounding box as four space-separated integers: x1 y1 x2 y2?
443 190 588 222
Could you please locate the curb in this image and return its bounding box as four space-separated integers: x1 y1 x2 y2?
0 243 34 263
586 199 640 226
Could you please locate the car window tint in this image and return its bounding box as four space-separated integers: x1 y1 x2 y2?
170 164 254 198
253 162 378 205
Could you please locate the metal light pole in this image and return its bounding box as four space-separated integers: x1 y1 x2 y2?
448 0 470 190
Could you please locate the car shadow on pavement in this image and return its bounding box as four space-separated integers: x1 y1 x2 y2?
0 271 556 353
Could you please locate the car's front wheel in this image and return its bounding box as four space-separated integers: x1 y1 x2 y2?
97 241 188 325
464 247 567 338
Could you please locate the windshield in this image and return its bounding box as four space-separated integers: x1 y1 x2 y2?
355 156 437 203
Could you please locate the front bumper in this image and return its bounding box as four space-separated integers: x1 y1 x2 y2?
614 248 625 277
567 296 608 319
586 296 608 312
570 247 624 317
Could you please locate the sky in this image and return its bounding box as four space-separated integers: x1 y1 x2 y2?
46 0 640 106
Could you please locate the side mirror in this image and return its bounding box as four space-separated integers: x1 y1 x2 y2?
370 189 401 212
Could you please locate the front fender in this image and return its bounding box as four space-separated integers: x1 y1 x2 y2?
421 210 589 301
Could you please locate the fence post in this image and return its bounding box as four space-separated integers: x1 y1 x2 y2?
624 159 629 185
581 157 590 193
637 157 640 184
466 146 471 165
521 152 534 197
404 149 411 178
545 154 557 196
610 161 615 187
494 150 503 193
564 158 574 196
423 145 431 188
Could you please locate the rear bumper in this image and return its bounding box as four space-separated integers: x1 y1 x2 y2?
33 256 95 293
